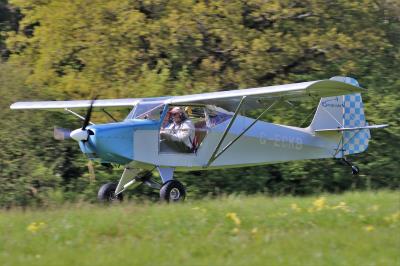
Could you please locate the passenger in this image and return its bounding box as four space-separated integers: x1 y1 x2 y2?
160 107 195 153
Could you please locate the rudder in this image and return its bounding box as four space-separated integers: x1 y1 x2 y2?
342 93 370 155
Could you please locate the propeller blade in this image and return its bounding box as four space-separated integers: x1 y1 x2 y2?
82 96 97 130
53 127 72 140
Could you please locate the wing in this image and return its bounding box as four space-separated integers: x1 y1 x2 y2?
10 77 362 112
10 98 141 110
168 78 363 111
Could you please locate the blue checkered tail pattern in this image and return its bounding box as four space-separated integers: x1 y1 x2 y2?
342 93 370 155
309 77 374 157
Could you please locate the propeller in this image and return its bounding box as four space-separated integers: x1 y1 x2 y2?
69 96 97 141
54 97 111 171
82 96 97 130
54 96 97 141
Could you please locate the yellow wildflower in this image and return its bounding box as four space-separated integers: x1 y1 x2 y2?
291 203 302 212
226 212 241 226
312 197 326 211
364 225 375 232
232 227 240 234
27 223 39 233
27 222 46 234
251 227 258 234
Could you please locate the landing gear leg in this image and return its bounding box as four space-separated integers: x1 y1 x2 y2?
341 157 360 175
97 166 187 203
97 168 155 203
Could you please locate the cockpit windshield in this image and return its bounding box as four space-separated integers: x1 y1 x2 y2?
126 101 165 121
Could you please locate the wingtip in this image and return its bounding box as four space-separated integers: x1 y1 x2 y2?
10 102 19 109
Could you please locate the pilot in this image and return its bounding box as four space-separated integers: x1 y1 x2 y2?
160 107 195 153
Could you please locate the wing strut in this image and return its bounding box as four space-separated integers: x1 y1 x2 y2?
101 108 118 122
205 98 278 168
64 108 95 125
205 96 246 167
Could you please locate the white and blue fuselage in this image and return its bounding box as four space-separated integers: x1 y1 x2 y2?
80 110 341 171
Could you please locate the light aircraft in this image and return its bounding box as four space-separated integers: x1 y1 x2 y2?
10 76 387 202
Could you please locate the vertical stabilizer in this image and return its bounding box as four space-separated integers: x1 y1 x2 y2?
309 77 371 157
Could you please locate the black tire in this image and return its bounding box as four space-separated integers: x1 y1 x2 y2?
97 182 123 202
160 180 186 202
351 165 360 175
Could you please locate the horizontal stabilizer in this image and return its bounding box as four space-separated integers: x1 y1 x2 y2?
315 124 388 132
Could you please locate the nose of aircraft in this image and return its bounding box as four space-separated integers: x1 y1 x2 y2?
70 128 89 141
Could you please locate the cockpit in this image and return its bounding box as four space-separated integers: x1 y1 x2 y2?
125 100 233 154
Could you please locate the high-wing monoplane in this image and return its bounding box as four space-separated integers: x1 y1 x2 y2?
11 76 387 202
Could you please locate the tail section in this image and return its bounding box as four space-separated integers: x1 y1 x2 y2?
309 76 374 157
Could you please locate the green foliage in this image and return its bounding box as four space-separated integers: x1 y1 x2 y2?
6 0 397 95
0 0 398 206
0 192 399 265
0 0 19 60
0 64 88 207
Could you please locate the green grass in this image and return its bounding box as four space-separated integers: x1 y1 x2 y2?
1 191 399 266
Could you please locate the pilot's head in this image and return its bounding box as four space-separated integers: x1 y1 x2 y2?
169 107 187 124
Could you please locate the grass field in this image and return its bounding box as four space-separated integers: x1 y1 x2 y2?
1 191 399 266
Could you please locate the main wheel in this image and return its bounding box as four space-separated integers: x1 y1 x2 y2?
160 180 186 202
98 182 123 202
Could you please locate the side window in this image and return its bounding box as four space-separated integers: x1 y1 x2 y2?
159 106 208 154
126 102 165 122
206 107 233 128
132 103 164 121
